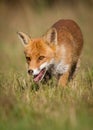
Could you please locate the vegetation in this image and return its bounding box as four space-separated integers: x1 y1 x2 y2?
0 1 93 130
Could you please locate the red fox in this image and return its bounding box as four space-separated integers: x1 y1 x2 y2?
18 19 83 86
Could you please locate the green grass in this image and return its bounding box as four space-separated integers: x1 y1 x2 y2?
0 3 93 130
0 69 93 130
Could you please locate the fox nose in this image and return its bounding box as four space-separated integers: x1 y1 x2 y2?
28 69 33 75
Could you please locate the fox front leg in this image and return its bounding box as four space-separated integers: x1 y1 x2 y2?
58 72 69 87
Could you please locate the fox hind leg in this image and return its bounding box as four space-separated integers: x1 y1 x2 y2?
69 58 80 80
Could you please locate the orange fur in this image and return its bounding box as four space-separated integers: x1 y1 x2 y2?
18 19 83 86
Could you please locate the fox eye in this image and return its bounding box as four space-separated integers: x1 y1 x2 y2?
26 56 31 61
38 56 45 61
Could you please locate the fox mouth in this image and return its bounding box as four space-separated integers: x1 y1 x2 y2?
33 68 46 82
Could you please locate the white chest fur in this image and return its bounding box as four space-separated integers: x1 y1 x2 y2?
53 45 69 75
54 61 69 74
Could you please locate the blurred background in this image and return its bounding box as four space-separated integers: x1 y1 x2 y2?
0 0 93 73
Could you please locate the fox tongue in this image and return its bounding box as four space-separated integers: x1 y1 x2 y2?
33 69 46 82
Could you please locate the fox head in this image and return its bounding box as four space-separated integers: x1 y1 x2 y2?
17 28 58 82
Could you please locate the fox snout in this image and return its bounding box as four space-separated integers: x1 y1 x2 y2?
28 69 33 75
27 67 47 82
28 68 42 75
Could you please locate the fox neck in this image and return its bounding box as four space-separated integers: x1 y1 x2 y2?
55 45 69 74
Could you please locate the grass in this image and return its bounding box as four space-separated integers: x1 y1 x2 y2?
0 70 93 130
0 2 93 130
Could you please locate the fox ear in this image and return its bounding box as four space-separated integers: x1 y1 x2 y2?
43 28 57 45
17 32 31 46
